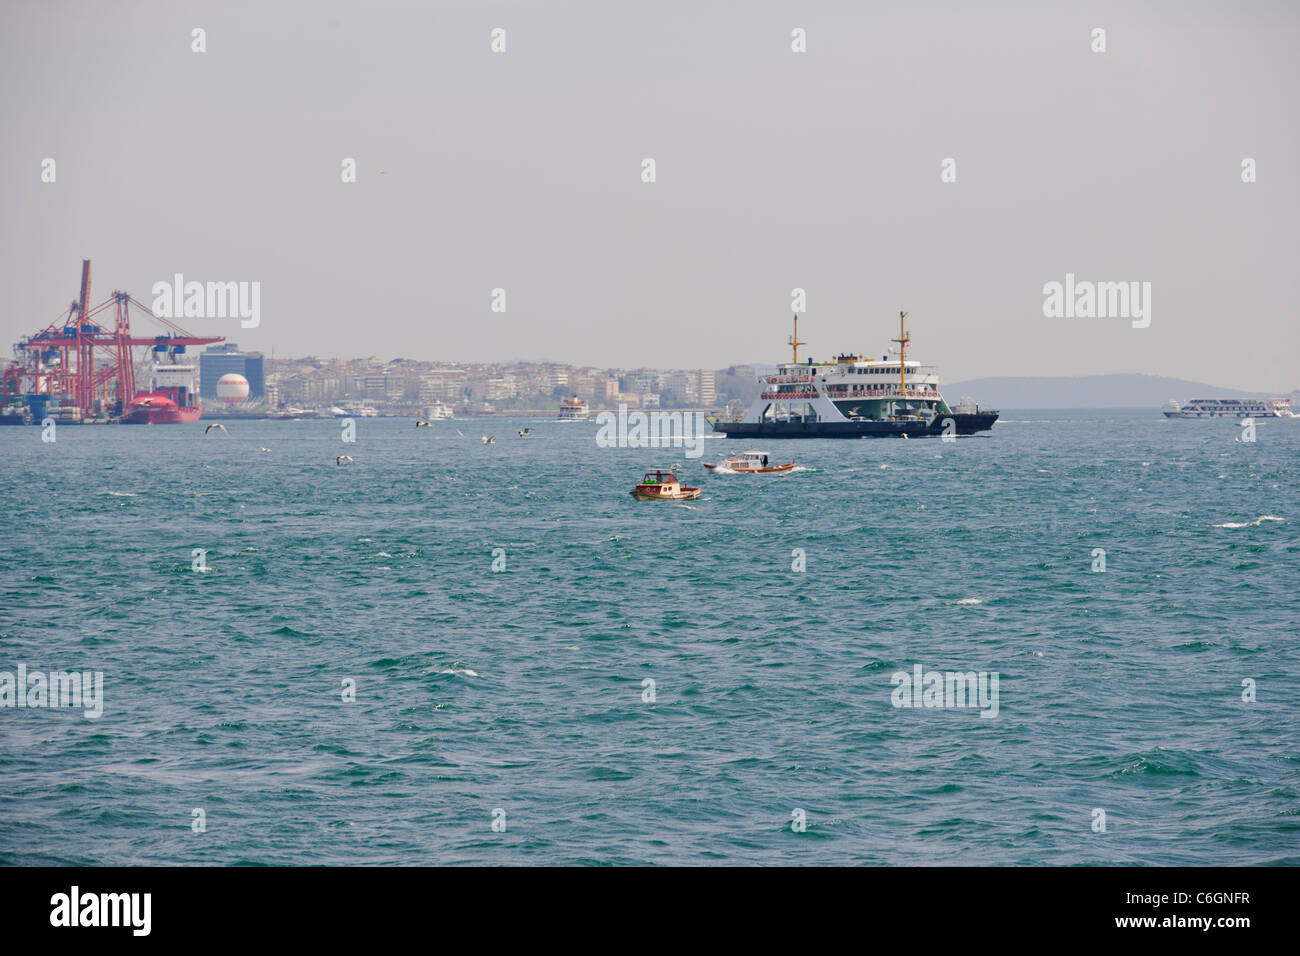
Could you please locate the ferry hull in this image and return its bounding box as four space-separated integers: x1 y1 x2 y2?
713 411 998 439
703 461 797 473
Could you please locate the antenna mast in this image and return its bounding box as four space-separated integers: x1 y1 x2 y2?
891 310 910 408
788 314 806 365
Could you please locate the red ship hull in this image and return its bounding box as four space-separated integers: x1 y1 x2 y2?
121 390 202 425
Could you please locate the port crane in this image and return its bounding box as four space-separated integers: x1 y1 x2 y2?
3 260 224 416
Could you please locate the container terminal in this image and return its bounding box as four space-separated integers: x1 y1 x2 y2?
0 260 224 425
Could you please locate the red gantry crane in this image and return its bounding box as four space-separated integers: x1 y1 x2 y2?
3 260 225 418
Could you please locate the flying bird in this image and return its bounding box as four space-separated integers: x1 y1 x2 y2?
337 455 354 465
259 447 271 453
481 435 494 444
456 429 466 438
204 423 229 436
415 420 432 428
518 428 532 437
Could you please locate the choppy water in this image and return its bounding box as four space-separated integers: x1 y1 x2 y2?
1 410 1297 865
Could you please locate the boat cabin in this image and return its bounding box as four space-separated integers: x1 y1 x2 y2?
640 470 679 485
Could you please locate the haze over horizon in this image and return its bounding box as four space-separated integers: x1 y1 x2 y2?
2 0 1296 392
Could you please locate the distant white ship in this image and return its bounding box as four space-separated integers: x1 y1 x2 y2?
1163 398 1294 419
557 397 589 421
424 400 454 420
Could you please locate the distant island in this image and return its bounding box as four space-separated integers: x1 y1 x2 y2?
943 373 1299 409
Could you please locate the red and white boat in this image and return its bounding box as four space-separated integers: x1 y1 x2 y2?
630 469 702 501
121 391 201 424
120 362 202 424
557 397 589 421
703 448 796 474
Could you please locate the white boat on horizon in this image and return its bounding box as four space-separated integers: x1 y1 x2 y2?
1163 398 1294 419
557 397 589 421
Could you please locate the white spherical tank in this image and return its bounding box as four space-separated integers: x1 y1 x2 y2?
216 372 250 404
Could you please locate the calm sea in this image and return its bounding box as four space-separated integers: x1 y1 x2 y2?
1 409 1296 865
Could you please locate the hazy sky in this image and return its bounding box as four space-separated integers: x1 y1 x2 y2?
2 0 1296 391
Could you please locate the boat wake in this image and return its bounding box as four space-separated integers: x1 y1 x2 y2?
1213 515 1284 529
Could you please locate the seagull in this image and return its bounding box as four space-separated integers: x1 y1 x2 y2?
518 428 532 437
481 435 494 444
204 423 229 436
456 429 465 438
260 447 271 453
415 420 432 428
337 455 354 465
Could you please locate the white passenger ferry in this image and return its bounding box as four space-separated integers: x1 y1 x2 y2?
713 314 998 439
557 397 590 421
1162 398 1294 419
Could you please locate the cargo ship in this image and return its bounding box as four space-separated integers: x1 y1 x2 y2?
121 363 202 424
1162 398 1294 419
713 314 998 439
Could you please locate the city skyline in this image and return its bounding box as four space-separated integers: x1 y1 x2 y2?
3 1 1297 393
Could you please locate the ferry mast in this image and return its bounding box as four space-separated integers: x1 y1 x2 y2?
891 310 910 415
788 315 806 365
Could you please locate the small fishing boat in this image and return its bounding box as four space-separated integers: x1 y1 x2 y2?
703 448 796 474
630 469 702 501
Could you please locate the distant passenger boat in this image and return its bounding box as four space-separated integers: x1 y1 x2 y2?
557 397 589 421
1163 398 1294 419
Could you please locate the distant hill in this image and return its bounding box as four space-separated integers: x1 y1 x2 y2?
942 374 1298 409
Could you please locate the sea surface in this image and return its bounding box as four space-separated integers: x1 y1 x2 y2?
1 409 1297 865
